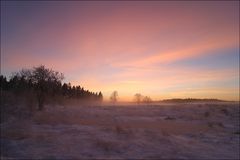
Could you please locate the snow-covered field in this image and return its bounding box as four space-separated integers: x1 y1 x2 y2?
1 102 239 159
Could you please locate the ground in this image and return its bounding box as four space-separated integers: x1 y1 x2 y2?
1 102 239 159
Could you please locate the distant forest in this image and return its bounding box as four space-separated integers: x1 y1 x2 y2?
0 65 103 111
160 98 225 103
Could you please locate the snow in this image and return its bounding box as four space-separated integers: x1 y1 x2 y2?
1 102 239 159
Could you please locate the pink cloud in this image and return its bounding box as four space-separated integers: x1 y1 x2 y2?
2 1 239 101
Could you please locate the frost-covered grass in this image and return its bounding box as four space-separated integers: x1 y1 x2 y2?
1 102 239 159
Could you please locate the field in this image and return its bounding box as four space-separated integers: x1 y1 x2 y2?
1 102 239 159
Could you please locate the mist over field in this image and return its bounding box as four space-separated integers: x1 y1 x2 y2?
1 101 239 159
1 66 239 159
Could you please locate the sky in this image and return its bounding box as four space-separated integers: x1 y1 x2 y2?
1 1 239 101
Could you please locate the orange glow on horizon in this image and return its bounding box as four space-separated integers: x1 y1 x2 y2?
1 1 239 101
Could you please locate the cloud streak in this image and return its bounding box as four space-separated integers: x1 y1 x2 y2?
1 1 239 101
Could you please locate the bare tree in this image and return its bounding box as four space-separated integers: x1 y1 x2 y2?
134 93 142 104
142 96 152 104
110 91 118 104
19 65 64 110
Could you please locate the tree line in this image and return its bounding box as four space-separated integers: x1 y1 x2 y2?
0 65 103 110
